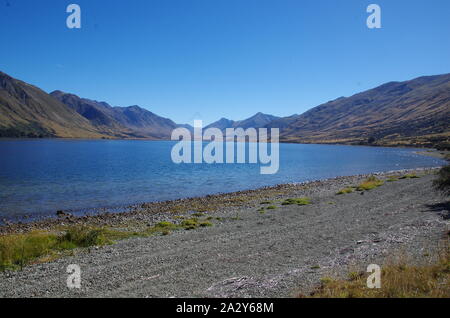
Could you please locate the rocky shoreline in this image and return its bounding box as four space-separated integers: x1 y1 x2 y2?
0 167 444 235
0 166 448 297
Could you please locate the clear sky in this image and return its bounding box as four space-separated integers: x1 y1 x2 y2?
1 0 449 125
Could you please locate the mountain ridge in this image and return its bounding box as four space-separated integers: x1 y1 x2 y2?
51 90 180 139
205 112 280 131
271 73 450 146
0 72 108 138
1 70 449 147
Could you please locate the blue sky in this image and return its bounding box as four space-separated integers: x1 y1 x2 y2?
1 0 449 125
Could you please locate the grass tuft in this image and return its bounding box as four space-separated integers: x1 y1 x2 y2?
281 197 311 206
337 187 354 195
0 218 215 271
59 226 110 248
0 227 113 271
386 176 399 182
303 247 450 298
356 176 384 191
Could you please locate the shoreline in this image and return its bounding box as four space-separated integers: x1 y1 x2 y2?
0 136 447 149
0 166 443 235
1 165 448 297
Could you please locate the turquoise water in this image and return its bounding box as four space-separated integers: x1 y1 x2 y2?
0 139 445 221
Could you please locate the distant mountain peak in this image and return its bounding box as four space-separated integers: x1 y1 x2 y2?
205 113 280 131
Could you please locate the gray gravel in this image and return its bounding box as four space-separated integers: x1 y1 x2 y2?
0 168 448 298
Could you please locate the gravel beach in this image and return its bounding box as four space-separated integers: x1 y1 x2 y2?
0 167 448 298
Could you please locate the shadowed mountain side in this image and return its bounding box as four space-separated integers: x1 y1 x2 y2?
51 91 183 139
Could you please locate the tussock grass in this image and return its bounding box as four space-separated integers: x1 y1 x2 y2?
0 227 112 271
281 198 311 206
0 218 215 271
60 226 110 248
386 176 399 182
302 247 450 298
337 187 355 195
356 176 384 191
180 218 212 230
266 205 277 210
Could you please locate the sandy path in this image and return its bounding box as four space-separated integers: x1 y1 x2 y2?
0 170 448 298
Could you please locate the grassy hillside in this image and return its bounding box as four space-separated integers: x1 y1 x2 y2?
270 74 450 147
51 91 179 139
0 72 108 138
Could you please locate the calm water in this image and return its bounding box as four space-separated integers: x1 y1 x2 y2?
0 139 445 221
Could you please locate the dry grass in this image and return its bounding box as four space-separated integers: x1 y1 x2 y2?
356 176 384 191
386 176 399 182
0 217 216 271
302 245 450 298
0 227 111 271
336 187 355 195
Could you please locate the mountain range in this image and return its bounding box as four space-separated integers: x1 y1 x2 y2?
1 70 449 147
205 113 280 131
50 90 182 139
272 73 450 146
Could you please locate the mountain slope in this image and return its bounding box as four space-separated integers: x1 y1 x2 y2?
110 105 178 139
0 72 108 138
272 74 450 146
205 118 236 130
50 91 141 138
51 91 180 139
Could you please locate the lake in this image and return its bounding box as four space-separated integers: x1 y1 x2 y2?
0 139 446 221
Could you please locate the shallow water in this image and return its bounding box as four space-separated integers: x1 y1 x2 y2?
0 139 445 221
